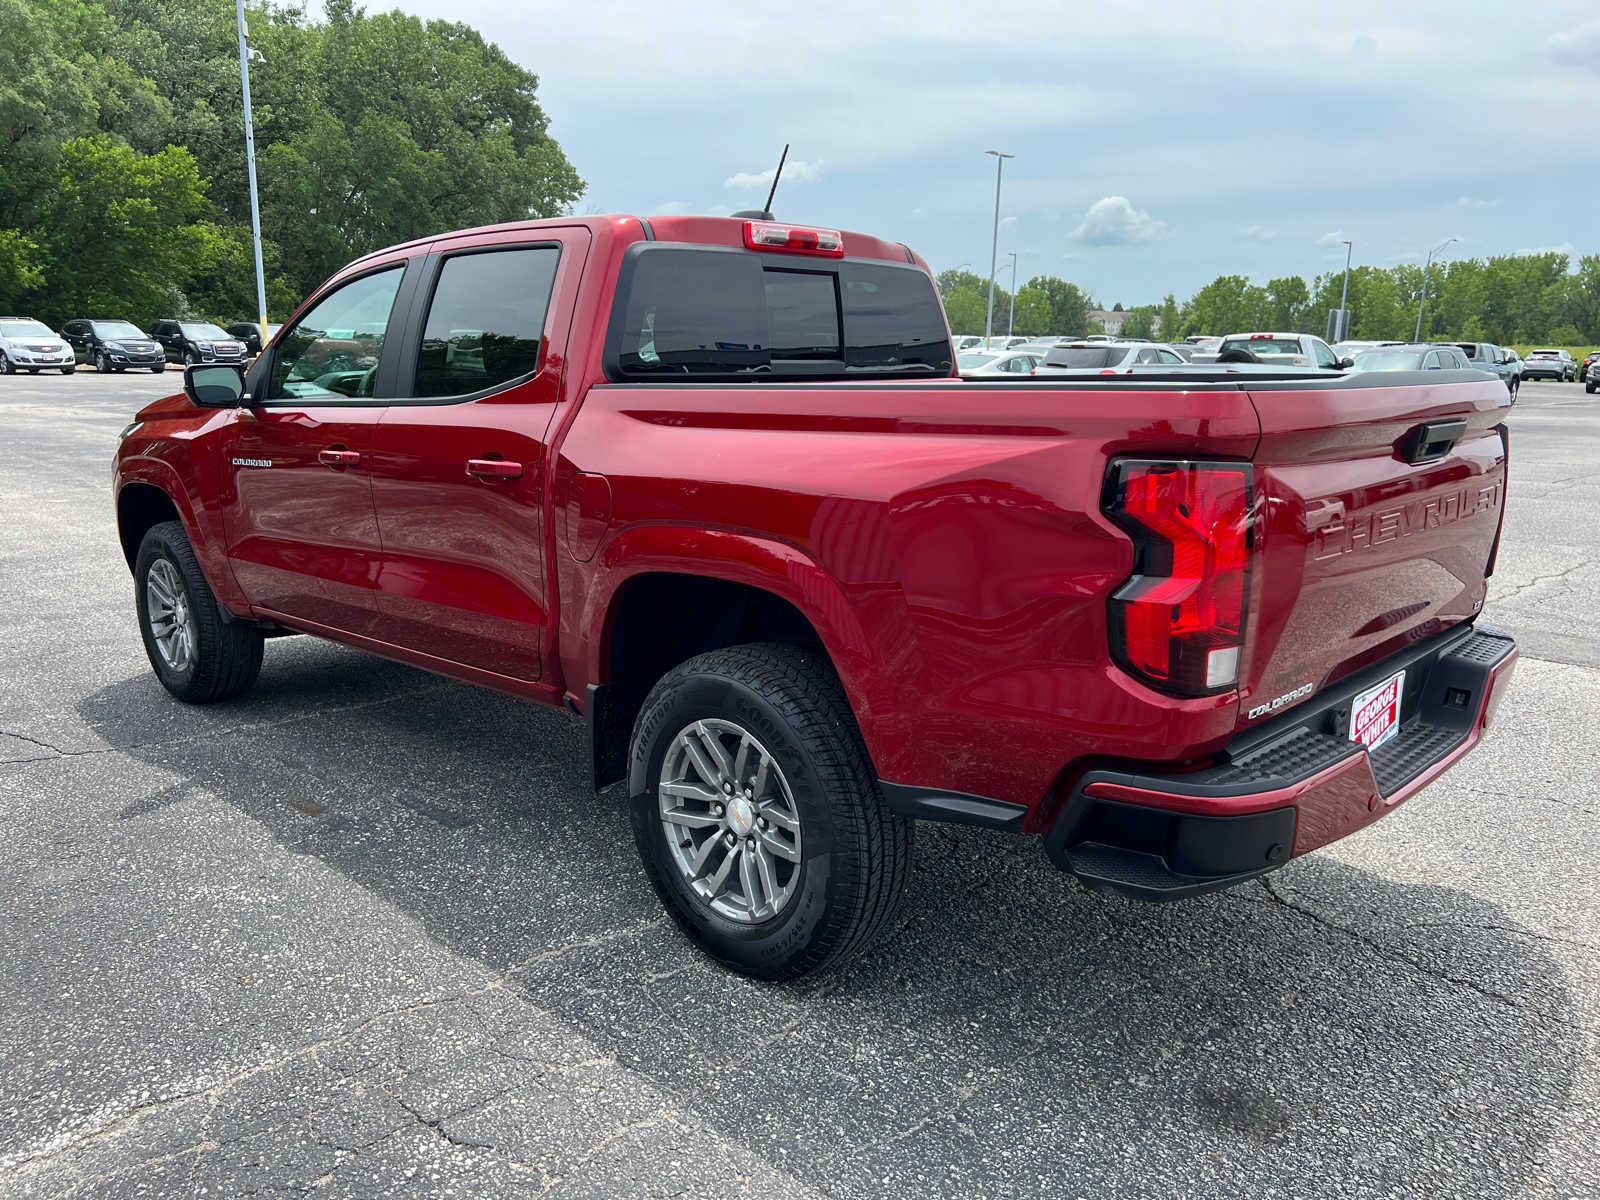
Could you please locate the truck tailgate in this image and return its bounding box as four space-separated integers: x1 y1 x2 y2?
1238 376 1510 731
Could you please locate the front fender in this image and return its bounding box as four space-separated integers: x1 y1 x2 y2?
115 450 246 610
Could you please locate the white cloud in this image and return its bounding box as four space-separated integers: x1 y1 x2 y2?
1062 251 1085 260
1068 196 1168 246
653 200 690 215
912 207 925 216
706 204 731 217
999 215 1017 230
1239 225 1280 241
1514 241 1577 257
1456 196 1499 208
1547 21 1600 71
1349 34 1377 55
724 159 825 190
1315 231 1348 246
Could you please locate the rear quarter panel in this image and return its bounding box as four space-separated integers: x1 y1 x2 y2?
557 381 1261 822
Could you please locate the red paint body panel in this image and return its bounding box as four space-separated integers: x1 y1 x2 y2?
111 212 1514 849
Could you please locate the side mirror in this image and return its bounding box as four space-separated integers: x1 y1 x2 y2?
1338 356 1355 369
184 362 245 408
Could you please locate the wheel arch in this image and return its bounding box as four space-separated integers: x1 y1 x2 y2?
116 480 183 571
579 527 889 793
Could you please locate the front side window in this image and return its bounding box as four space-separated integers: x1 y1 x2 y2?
1313 340 1338 368
270 267 403 400
413 247 561 398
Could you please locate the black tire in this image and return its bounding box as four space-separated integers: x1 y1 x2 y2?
151 364 165 374
95 351 111 374
0 354 14 375
27 368 39 374
183 350 196 366
1587 382 1596 394
60 366 74 375
134 520 264 703
628 643 912 980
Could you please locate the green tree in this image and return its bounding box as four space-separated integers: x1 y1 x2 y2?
1266 276 1311 333
1120 305 1157 340
1025 275 1089 337
1157 293 1181 340
27 136 214 326
942 286 988 336
1186 275 1270 336
1011 287 1053 336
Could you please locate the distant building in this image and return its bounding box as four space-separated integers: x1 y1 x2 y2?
1086 310 1162 337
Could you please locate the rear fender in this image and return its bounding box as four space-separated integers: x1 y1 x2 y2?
575 524 889 763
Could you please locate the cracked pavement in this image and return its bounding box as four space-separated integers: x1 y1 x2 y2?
1 374 1597 1198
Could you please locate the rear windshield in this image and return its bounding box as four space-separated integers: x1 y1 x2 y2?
92 321 145 338
0 320 55 338
1220 337 1302 356
1041 347 1119 368
607 245 952 380
1350 351 1424 371
1528 350 1559 358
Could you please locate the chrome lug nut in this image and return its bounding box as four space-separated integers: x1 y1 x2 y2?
725 831 738 847
714 804 724 816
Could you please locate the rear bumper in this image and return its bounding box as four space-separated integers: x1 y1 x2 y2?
1043 624 1518 901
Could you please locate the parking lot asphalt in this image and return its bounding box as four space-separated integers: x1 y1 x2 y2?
1 370 1596 1199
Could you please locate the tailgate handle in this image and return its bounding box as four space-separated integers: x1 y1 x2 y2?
1401 419 1468 464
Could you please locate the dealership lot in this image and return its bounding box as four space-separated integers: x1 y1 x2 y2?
1 373 1596 1198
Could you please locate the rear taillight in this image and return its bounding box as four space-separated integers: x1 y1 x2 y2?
1105 460 1253 695
743 220 845 257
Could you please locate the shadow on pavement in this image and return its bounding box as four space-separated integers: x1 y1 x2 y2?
78 637 1579 1197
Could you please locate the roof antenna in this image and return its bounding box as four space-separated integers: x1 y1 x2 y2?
731 143 788 221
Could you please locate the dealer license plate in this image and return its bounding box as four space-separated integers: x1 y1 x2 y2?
1350 669 1405 750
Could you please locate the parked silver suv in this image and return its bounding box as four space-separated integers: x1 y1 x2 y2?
1521 348 1577 382
0 317 75 374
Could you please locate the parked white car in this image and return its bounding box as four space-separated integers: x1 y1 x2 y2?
1216 332 1342 368
1033 342 1188 376
0 317 75 374
957 349 1043 377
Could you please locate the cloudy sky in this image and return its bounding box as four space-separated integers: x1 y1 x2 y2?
400 0 1598 305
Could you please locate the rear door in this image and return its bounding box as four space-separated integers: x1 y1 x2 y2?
366 228 589 680
220 262 413 637
1238 375 1510 730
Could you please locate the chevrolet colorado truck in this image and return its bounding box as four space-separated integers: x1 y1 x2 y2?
113 214 1518 979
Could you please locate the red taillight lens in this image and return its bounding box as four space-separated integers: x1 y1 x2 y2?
1105 460 1253 695
743 220 845 257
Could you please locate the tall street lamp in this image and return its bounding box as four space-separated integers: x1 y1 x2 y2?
1006 251 1018 338
1415 237 1457 342
236 0 269 347
983 150 1014 349
1337 240 1353 341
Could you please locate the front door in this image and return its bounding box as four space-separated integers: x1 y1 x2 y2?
368 237 581 680
220 265 407 638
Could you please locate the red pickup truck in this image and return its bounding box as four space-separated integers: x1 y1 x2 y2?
114 214 1518 979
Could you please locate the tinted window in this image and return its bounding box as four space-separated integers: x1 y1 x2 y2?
614 247 769 376
1220 337 1302 357
413 248 560 398
764 270 839 360
840 262 950 372
1042 347 1117 368
609 246 952 380
1157 348 1183 364
270 267 403 400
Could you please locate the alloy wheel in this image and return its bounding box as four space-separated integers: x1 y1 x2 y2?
657 718 804 923
145 558 195 673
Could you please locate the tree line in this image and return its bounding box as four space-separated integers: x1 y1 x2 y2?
0 0 584 328
939 254 1600 346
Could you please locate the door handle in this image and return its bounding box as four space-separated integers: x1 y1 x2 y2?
466 458 524 480
318 448 362 467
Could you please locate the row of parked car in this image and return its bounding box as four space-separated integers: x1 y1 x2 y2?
0 316 281 375
954 332 1598 392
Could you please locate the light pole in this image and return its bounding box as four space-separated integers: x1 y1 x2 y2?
1337 240 1353 340
236 0 269 347
1415 237 1457 342
983 150 1013 349
1006 251 1018 338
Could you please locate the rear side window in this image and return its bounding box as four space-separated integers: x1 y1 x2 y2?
607 244 951 381
413 247 561 398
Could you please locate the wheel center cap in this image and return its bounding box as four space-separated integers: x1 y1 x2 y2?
727 796 755 836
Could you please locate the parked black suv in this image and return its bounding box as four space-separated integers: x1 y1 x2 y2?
149 319 248 366
61 319 165 372
224 321 283 356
